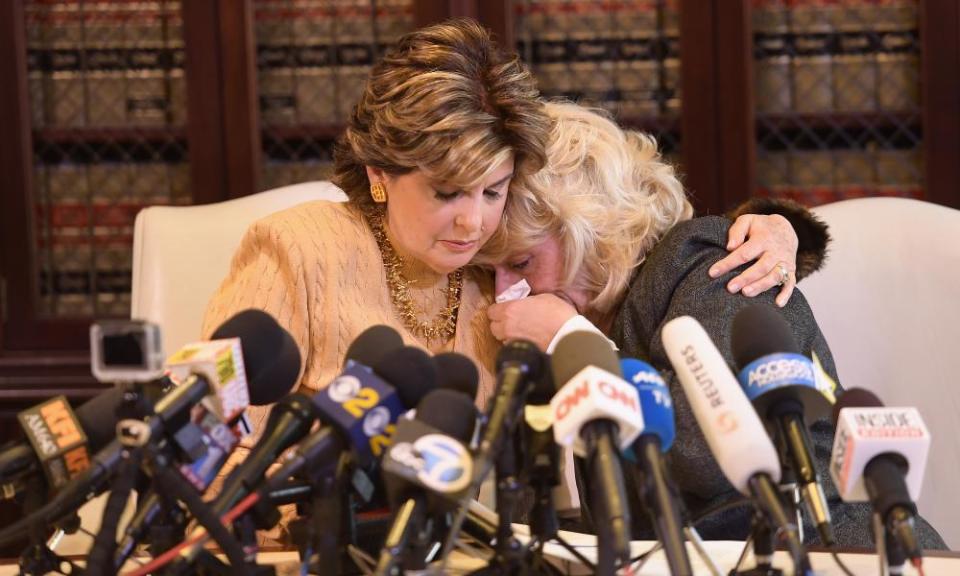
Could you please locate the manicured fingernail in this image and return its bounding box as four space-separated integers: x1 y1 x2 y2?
728 282 741 293
709 267 720 277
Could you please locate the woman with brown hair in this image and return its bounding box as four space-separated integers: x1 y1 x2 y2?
204 20 797 409
200 18 810 547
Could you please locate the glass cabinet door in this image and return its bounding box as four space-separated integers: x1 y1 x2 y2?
25 0 192 321
753 0 922 206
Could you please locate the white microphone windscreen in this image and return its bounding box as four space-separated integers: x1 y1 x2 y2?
830 407 930 502
550 365 644 457
661 316 781 493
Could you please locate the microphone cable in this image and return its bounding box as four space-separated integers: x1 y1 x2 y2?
122 490 262 576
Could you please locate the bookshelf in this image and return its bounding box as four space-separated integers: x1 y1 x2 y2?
0 0 958 421
752 0 927 207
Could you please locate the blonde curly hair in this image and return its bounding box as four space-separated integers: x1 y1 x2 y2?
478 102 693 313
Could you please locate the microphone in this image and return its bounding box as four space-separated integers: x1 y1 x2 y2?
520 368 561 542
315 347 437 468
264 346 439 491
345 325 405 370
207 394 315 517
550 331 640 572
732 304 835 545
830 388 929 563
434 352 480 401
169 345 440 575
3 386 125 497
620 358 691 576
661 316 809 571
209 308 303 406
116 311 300 555
375 389 476 576
474 340 545 483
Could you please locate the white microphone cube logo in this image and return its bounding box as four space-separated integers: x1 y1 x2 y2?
414 434 471 494
389 435 472 494
328 375 362 403
363 406 390 437
830 407 931 502
550 365 643 457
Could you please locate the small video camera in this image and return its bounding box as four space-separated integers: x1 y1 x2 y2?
90 320 165 383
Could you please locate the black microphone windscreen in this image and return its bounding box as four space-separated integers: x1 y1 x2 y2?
528 369 555 405
345 325 403 368
416 389 477 443
731 304 801 369
831 387 885 426
496 339 546 381
75 387 126 451
550 331 621 389
211 309 302 406
434 352 479 401
373 347 437 409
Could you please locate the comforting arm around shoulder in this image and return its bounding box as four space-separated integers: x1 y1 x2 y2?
726 197 830 281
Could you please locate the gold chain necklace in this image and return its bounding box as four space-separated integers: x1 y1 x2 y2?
364 207 464 343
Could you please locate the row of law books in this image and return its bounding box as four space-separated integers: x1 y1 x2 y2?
515 0 681 118
32 159 191 318
24 1 186 129
255 0 413 126
757 147 922 206
753 0 920 113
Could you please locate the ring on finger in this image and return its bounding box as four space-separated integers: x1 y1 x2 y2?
775 262 789 287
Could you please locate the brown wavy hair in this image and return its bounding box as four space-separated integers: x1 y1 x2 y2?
332 18 550 213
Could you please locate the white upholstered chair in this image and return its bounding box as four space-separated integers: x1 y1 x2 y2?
130 181 347 355
802 197 960 549
58 182 346 556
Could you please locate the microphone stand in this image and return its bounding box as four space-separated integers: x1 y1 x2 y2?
632 437 693 576
18 480 83 576
873 511 910 576
113 491 187 570
731 509 784 576
292 464 348 575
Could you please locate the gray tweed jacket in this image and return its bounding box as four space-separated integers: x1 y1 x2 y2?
598 215 947 549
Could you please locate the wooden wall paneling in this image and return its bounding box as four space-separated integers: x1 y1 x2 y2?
679 0 755 215
713 0 756 213
678 0 722 214
182 0 228 205
920 0 960 209
183 0 262 203
218 0 262 199
0 0 33 353
477 0 514 50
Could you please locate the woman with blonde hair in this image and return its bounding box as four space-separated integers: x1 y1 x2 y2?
201 19 810 548
481 101 946 548
205 22 797 415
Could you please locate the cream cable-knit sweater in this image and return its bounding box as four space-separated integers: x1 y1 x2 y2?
201 199 499 539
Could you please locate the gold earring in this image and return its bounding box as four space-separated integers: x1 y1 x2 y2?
370 182 387 203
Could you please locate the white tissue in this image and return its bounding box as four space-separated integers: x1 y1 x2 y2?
495 279 532 303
